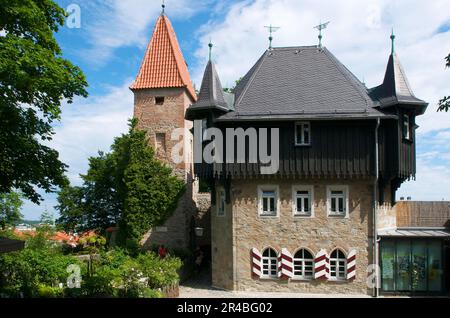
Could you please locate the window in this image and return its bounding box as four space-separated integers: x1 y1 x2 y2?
217 189 226 217
156 133 166 152
293 249 314 280
262 248 278 278
258 186 279 217
330 249 347 280
295 122 311 146
155 96 165 105
403 114 411 140
293 186 314 217
327 186 349 217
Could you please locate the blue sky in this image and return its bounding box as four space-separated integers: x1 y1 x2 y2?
21 0 450 220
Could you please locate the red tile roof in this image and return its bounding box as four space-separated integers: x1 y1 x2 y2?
130 15 197 101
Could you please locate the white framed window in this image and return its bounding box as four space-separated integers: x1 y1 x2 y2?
327 185 349 218
292 186 314 217
403 114 411 140
261 248 278 278
217 189 226 217
293 249 314 280
258 186 279 217
330 249 347 280
295 122 311 146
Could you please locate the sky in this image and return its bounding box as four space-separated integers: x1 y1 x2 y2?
21 0 450 220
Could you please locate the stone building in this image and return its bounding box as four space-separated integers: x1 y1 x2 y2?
130 11 198 249
130 8 449 296
185 34 430 295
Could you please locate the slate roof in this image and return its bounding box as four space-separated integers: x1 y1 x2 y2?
369 53 428 113
217 46 390 121
186 60 234 120
130 14 197 101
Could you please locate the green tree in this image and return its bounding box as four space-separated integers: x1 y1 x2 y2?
56 120 185 249
0 191 23 229
438 53 450 112
117 121 185 249
0 0 88 203
40 209 54 226
55 186 86 233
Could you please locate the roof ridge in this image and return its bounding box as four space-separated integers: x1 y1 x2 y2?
323 48 372 107
163 15 197 100
234 50 268 108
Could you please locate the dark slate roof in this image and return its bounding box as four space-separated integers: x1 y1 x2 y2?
369 53 428 114
217 46 390 122
186 61 232 120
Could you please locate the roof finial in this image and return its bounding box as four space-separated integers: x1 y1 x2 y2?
161 0 165 15
264 25 280 49
208 40 213 61
390 28 396 55
314 21 330 48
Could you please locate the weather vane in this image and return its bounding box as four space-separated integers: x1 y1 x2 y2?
314 21 330 48
264 25 280 49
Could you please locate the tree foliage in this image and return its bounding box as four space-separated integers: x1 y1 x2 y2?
0 0 88 203
0 191 23 229
56 120 185 249
438 53 450 112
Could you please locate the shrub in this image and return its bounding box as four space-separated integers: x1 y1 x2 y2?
136 252 182 289
0 248 82 298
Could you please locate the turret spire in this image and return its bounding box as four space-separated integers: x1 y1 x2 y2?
390 28 395 55
208 40 213 61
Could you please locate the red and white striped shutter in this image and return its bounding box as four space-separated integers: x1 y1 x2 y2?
278 248 294 279
314 249 329 280
251 248 262 278
347 249 357 280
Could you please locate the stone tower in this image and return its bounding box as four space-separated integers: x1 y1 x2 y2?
130 12 197 249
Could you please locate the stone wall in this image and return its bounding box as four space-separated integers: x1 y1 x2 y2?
194 193 212 247
134 87 197 250
212 178 377 294
211 185 234 290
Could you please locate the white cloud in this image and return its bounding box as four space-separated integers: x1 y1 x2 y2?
398 159 450 201
51 80 134 185
78 0 206 65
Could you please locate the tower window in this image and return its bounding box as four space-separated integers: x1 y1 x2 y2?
155 96 165 105
156 133 166 152
403 114 411 140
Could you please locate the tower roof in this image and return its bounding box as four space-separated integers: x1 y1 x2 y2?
369 53 427 113
185 60 233 120
130 14 197 101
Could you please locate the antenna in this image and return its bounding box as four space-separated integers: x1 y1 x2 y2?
264 24 280 49
314 21 330 48
161 0 165 15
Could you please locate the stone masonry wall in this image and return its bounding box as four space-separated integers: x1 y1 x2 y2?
211 185 234 290
212 178 376 294
134 87 197 250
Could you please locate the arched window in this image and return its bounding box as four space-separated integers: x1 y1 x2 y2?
330 249 347 280
293 249 314 279
262 248 278 278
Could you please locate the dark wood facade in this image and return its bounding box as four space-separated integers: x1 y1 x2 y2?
195 113 416 189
